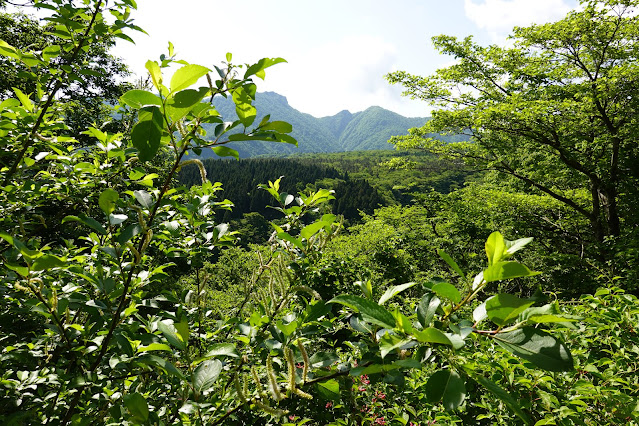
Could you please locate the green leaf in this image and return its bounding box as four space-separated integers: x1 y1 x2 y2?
123 392 149 423
485 231 506 265
192 359 222 393
260 120 293 133
133 190 154 209
138 354 185 380
170 64 210 93
132 106 164 162
232 86 256 127
379 333 412 358
205 343 239 358
137 343 172 352
492 327 574 372
463 365 532 425
12 87 33 112
166 87 209 121
504 237 534 258
437 249 465 277
300 221 327 240
98 189 119 215
5 263 28 277
120 89 162 109
32 254 66 271
417 292 441 327
483 261 540 283
145 60 163 91
42 45 61 62
329 295 395 329
210 145 239 160
486 294 536 327
316 379 340 401
378 282 417 305
158 320 186 351
244 57 287 80
425 370 466 411
431 282 461 304
413 327 452 345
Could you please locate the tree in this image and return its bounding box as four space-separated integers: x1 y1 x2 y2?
0 10 132 143
387 0 639 246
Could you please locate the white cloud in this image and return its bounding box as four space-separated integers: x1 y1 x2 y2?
464 0 574 33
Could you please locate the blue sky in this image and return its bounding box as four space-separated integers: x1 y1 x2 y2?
113 0 578 118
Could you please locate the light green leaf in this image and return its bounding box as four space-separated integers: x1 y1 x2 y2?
120 89 162 109
232 86 256 127
504 237 534 258
170 64 210 93
431 282 461 304
300 221 327 240
98 189 119 215
12 87 33 112
145 60 163 91
243 57 287 80
123 392 149 423
492 327 574 372
483 261 540 283
6 263 28 277
485 231 506 265
192 359 222 392
413 327 453 346
486 293 536 327
329 294 395 329
378 282 417 305
425 370 466 411
137 343 172 352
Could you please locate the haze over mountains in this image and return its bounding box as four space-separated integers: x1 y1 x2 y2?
200 92 431 158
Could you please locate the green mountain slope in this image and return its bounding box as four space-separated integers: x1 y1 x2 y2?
199 92 432 158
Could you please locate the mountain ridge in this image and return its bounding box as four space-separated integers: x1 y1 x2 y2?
199 92 430 159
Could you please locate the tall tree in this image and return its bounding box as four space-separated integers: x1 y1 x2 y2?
387 0 639 245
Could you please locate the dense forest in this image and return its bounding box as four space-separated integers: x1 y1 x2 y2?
1 1 639 425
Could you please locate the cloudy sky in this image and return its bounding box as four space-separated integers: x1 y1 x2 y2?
112 0 577 118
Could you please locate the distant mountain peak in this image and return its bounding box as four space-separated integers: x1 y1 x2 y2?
259 91 289 105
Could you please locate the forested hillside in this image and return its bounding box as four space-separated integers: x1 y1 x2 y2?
1 1 639 425
201 91 439 157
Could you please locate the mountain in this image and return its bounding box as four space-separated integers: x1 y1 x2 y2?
199 92 430 158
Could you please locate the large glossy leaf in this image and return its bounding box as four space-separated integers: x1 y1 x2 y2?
486 294 535 327
192 359 222 393
232 86 257 127
483 261 539 283
492 327 574 372
379 333 412 358
425 369 466 411
131 106 163 162
205 343 239 358
329 295 395 329
378 282 417 305
62 214 107 235
170 64 210 93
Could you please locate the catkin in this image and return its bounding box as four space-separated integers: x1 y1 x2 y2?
285 347 296 391
266 355 283 401
296 339 310 383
